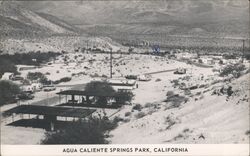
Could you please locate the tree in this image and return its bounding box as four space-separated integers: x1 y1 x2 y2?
84 81 115 105
219 63 246 78
0 80 20 106
27 72 48 84
0 59 17 78
115 91 134 105
41 117 117 144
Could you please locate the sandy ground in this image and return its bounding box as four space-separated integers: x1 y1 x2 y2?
1 52 249 144
109 73 250 144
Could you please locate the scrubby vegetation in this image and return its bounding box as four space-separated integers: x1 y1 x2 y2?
54 77 72 84
132 104 142 111
0 52 60 77
0 59 18 78
0 80 20 106
115 91 134 105
219 63 246 78
84 81 133 106
41 117 117 144
134 112 146 119
27 72 48 84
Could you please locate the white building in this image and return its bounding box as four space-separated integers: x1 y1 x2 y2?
31 83 43 91
176 52 198 60
106 79 137 91
1 72 14 80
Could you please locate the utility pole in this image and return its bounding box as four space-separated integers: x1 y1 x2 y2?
242 39 245 63
110 48 113 78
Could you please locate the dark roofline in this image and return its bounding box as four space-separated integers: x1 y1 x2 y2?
56 90 121 97
4 105 95 118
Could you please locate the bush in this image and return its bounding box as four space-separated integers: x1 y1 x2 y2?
59 77 71 82
219 64 246 78
134 112 146 119
132 104 142 111
41 117 117 144
0 52 60 67
125 112 131 117
155 78 161 82
164 95 188 108
0 80 20 106
115 91 134 105
166 91 175 97
0 59 17 78
85 81 115 105
27 72 48 84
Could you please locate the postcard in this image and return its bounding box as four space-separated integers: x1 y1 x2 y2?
0 0 249 155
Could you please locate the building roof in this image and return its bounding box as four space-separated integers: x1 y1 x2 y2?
4 105 96 118
57 89 121 97
106 79 136 86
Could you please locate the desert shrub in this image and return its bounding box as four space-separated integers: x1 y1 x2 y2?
41 117 117 144
245 130 250 135
219 64 246 78
125 112 131 117
134 112 146 119
183 128 190 133
144 103 154 108
115 91 134 105
102 74 108 78
59 77 71 82
132 104 142 111
165 116 176 130
0 80 20 106
123 118 131 123
164 95 188 108
171 79 180 87
155 78 161 82
166 91 175 97
28 72 49 84
90 73 99 77
54 77 72 84
113 116 124 124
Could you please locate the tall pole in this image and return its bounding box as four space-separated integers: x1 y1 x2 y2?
110 48 113 78
242 39 245 63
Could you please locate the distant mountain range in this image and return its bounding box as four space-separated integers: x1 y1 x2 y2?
1 0 249 38
0 0 249 52
0 2 82 38
14 0 249 38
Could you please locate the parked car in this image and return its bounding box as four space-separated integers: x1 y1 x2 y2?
12 75 24 81
43 85 56 91
17 92 34 100
125 75 137 80
174 68 187 74
138 74 151 81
